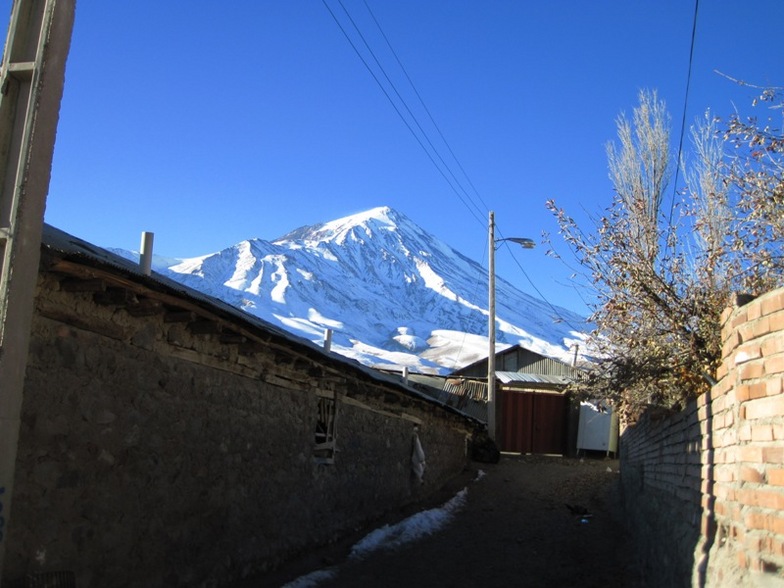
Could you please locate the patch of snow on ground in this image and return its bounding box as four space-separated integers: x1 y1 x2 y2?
322 341 436 374
247 267 264 296
349 487 468 560
167 254 210 276
277 474 483 587
393 334 426 351
281 568 339 588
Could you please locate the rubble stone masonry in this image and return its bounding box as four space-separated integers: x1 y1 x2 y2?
621 288 784 587
3 272 472 587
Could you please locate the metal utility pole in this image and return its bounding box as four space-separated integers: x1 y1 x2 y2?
0 0 75 579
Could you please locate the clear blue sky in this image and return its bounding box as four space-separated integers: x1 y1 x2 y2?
2 1 782 316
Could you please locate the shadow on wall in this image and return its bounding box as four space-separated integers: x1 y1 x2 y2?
620 288 784 587
619 401 708 588
695 388 716 587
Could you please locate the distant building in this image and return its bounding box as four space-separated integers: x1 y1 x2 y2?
451 345 586 455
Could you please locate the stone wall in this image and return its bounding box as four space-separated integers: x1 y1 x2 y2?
3 271 472 587
620 288 784 587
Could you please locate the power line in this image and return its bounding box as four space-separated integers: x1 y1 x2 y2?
342 0 487 223
667 0 700 230
502 240 583 332
321 0 486 227
361 0 491 215
323 1 581 329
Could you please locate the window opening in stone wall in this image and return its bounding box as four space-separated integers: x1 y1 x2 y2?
313 395 337 464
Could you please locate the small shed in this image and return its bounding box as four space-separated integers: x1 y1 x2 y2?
452 346 586 455
576 400 620 457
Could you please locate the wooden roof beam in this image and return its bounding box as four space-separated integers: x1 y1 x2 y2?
59 277 105 292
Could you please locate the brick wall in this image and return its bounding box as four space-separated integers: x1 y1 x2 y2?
620 288 784 587
618 399 703 586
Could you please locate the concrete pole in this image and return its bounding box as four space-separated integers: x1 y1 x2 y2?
486 218 533 444
0 0 75 579
487 211 497 441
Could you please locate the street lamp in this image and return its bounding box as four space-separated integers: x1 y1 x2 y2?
488 210 534 443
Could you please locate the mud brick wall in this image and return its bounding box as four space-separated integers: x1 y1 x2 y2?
621 288 784 587
3 273 472 587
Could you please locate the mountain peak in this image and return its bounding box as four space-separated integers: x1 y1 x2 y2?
353 205 398 224
156 207 589 374
275 206 407 245
322 205 400 233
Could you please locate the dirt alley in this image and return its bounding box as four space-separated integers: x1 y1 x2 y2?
256 455 642 588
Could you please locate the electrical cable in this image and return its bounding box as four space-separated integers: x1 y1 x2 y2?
341 0 487 223
666 0 700 232
502 239 582 333
321 0 485 227
362 0 491 215
323 0 580 331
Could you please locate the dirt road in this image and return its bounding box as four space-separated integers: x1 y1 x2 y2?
258 455 642 588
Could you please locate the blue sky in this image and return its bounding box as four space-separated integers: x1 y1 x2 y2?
2 1 782 316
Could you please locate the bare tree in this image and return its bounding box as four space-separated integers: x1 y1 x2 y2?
722 84 784 290
686 110 732 286
606 89 671 260
547 86 784 418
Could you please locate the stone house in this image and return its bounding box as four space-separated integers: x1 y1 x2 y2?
4 225 478 587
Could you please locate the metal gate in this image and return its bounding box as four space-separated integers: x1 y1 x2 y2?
499 390 567 454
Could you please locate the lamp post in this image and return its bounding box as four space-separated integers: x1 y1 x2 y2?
487 211 534 442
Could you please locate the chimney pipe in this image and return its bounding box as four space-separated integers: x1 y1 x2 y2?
140 231 154 276
323 328 332 352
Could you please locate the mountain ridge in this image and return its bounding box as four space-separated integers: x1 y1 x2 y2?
123 206 589 374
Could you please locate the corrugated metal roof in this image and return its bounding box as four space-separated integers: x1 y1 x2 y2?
405 374 488 422
451 345 589 379
497 371 574 386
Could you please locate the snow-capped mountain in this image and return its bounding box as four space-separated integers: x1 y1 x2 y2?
135 207 589 374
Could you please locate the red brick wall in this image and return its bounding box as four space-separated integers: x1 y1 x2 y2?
620 288 784 586
706 289 784 580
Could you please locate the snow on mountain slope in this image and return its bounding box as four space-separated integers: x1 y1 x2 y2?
136 206 589 374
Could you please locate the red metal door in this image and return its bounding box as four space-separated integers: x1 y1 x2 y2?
530 393 566 454
499 391 566 455
501 390 534 453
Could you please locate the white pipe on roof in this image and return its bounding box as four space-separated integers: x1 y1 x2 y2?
140 231 154 276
